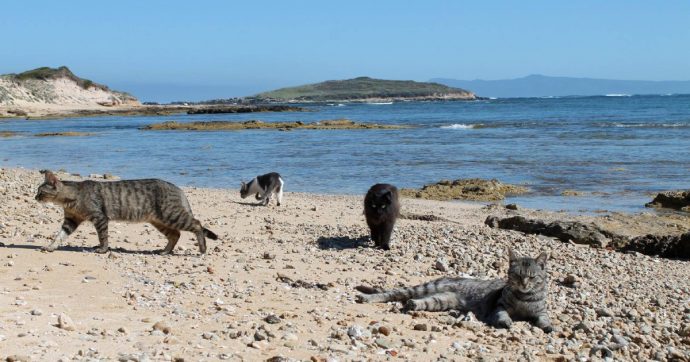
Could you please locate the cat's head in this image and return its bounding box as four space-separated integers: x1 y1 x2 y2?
239 181 249 199
506 248 548 294
368 188 394 213
35 170 64 203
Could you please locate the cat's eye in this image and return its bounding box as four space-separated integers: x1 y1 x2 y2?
381 204 387 209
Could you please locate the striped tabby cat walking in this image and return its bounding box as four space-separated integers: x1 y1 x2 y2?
356 249 553 332
35 170 218 255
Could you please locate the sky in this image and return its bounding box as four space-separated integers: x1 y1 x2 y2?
2 0 690 102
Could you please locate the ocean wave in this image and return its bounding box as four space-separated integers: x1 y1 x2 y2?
606 122 690 128
440 123 482 129
604 93 631 97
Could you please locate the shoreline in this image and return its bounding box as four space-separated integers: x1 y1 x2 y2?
0 104 305 120
1 167 688 360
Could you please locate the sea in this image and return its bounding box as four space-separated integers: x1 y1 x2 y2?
1 94 689 213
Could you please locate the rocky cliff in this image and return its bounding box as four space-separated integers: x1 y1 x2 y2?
0 66 139 112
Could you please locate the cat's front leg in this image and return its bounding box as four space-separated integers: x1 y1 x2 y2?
533 313 554 333
492 307 513 329
42 217 81 252
92 215 110 253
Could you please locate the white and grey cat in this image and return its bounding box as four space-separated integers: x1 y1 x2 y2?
356 249 553 332
240 172 284 206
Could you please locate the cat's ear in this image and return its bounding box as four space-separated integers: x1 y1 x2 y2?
507 247 518 261
384 190 392 202
535 252 548 269
42 170 61 187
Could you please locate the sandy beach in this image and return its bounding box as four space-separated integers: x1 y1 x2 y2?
0 168 688 361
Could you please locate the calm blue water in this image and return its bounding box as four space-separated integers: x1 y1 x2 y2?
1 95 689 213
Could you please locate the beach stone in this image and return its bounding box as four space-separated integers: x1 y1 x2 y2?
645 190 690 210
434 258 449 272
378 326 391 336
414 323 428 331
264 314 281 324
31 309 43 316
152 321 172 334
58 313 75 331
375 337 393 349
347 325 367 339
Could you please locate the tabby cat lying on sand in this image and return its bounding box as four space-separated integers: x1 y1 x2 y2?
35 170 218 254
356 249 553 332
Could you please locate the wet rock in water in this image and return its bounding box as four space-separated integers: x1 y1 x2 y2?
57 313 75 331
484 215 611 248
621 232 690 259
400 178 528 201
645 190 690 211
505 203 518 210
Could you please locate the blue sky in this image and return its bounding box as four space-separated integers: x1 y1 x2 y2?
2 0 689 101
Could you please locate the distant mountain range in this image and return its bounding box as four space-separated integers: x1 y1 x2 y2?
431 74 690 98
251 77 476 102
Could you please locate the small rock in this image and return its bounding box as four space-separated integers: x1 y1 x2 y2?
375 337 393 349
206 266 215 274
117 327 128 334
505 203 518 210
434 258 449 272
254 330 267 341
264 314 281 324
58 313 75 331
263 252 276 260
152 321 172 334
347 325 367 339
413 323 428 331
31 309 43 316
563 274 578 286
378 326 391 336
595 308 613 318
202 332 218 340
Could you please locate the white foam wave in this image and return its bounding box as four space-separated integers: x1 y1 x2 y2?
611 122 690 128
605 93 631 97
440 123 480 129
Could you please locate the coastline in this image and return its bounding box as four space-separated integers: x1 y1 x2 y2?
0 167 688 360
0 104 305 120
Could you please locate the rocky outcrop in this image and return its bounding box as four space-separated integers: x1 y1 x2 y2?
645 190 690 212
401 179 528 202
0 66 139 110
484 215 612 248
621 233 690 259
486 215 690 259
186 105 304 114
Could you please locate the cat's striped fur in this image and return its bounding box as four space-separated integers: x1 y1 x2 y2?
356 249 553 332
35 170 218 254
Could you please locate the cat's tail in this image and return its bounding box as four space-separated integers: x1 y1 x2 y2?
204 228 219 240
355 285 384 294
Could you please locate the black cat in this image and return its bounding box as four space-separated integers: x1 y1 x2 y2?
364 184 400 250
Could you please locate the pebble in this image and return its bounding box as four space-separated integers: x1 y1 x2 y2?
414 323 428 331
378 326 391 336
375 337 393 349
265 314 281 324
152 321 172 334
434 258 449 272
58 313 75 331
31 309 43 316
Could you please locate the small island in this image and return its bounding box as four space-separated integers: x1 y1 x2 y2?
249 76 477 103
140 119 409 131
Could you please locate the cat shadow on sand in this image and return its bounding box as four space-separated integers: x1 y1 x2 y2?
316 235 371 250
1 243 162 255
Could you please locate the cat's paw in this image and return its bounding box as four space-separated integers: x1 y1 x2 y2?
158 249 174 256
94 246 109 254
541 325 554 333
495 317 512 329
355 294 371 304
402 299 418 312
